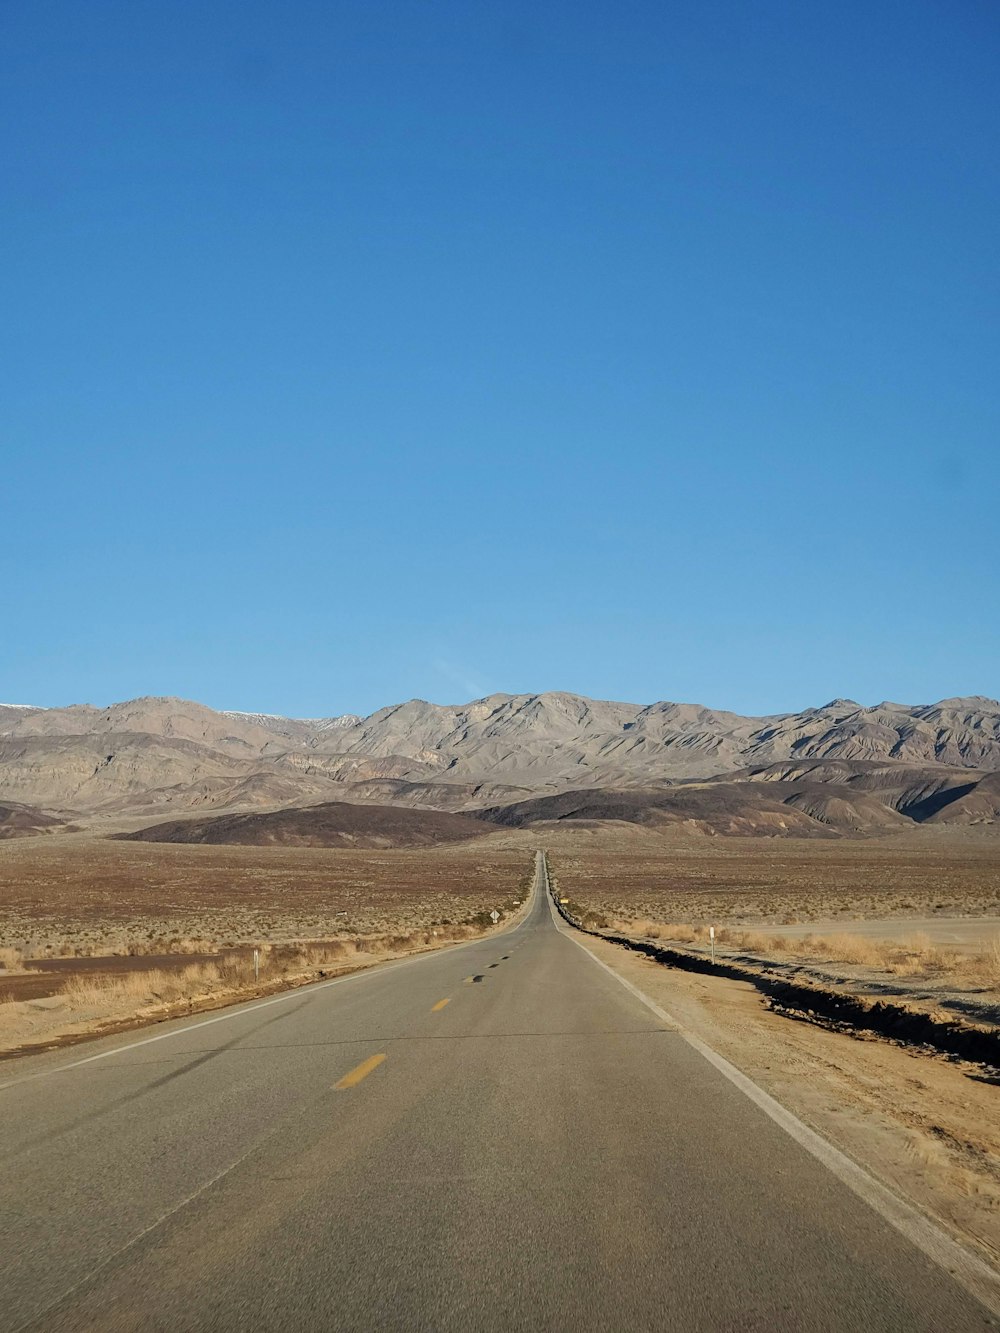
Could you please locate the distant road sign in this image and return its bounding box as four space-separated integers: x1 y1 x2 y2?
490 909 500 923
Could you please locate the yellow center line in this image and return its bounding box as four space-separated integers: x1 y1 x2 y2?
431 998 450 1012
334 1053 386 1090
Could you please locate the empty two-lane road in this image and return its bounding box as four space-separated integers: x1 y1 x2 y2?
1 854 994 1331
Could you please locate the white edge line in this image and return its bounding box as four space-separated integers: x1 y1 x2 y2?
0 900 533 1094
4 872 544 1329
543 867 1000 1319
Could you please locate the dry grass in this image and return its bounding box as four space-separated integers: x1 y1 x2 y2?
0 946 25 970
56 953 312 1009
0 927 517 1039
0 920 517 1058
548 837 999 1002
620 919 701 944
59 963 223 1008
601 916 1000 991
46 921 496 1014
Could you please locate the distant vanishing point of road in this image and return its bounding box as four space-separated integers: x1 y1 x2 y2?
1 854 995 1331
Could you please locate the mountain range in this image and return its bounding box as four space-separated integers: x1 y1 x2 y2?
1 692 999 842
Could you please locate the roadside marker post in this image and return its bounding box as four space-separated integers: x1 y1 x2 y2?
253 948 260 983
709 926 715 965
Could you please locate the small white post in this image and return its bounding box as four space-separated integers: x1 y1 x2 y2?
709 926 715 965
253 947 260 982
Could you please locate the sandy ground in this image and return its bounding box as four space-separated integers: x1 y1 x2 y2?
0 833 531 954
539 824 1000 925
584 930 1000 1268
763 916 1000 953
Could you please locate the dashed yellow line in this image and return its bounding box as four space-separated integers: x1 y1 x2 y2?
334 1053 386 1090
431 998 450 1012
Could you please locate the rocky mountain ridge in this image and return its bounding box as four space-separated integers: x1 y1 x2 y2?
1 692 998 834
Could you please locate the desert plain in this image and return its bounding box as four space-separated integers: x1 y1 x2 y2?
1 693 999 1276
0 833 532 1055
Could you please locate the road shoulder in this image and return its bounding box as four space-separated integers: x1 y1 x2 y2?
564 921 1000 1309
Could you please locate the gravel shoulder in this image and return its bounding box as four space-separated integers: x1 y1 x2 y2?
581 929 1000 1268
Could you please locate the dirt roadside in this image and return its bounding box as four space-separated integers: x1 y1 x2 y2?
579 929 1000 1268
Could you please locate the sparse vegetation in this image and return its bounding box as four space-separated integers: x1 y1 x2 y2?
0 912 529 1050
0 945 25 971
0 837 529 957
600 918 1000 990
548 837 1000 929
550 838 1000 1025
0 838 533 1052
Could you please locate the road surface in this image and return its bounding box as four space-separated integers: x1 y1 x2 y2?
0 853 994 1330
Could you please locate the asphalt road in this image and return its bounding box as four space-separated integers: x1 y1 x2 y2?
1 853 994 1331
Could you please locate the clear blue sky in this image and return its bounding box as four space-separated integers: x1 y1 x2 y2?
3 1 998 718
